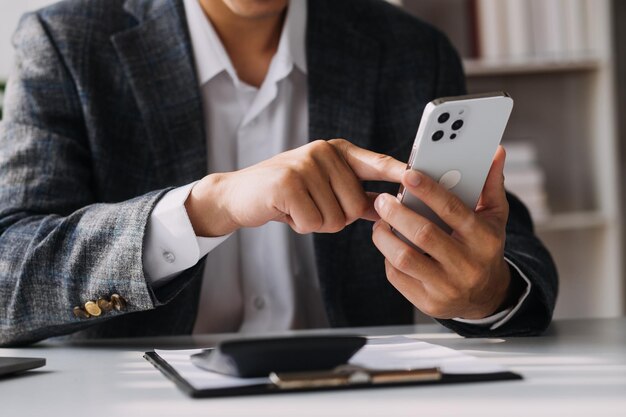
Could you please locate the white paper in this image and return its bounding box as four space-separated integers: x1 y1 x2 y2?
153 337 507 390
350 337 506 375
152 349 268 390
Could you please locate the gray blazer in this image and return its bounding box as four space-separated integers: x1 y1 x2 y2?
0 0 558 346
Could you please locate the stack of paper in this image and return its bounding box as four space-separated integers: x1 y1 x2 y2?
504 142 550 222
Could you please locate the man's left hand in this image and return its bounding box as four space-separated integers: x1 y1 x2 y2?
372 146 512 320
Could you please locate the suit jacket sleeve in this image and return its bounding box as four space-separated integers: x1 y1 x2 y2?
0 13 189 346
429 34 559 337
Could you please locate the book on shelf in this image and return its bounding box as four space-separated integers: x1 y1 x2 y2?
475 0 508 59
562 0 588 55
480 0 591 59
403 0 594 61
504 0 532 58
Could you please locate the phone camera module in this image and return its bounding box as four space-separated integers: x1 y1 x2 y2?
438 113 450 123
432 130 444 141
452 120 464 131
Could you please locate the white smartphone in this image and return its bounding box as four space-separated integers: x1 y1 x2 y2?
396 92 514 244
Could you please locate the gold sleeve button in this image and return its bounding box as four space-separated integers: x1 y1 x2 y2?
73 306 90 319
97 298 113 312
111 294 127 311
84 301 102 317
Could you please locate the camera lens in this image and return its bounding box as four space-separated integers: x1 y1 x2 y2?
432 130 444 141
450 133 457 140
452 120 464 130
438 113 450 123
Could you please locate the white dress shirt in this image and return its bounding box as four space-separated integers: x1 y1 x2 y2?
142 0 531 334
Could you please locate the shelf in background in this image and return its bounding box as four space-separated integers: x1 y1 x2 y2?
535 211 610 232
463 55 602 77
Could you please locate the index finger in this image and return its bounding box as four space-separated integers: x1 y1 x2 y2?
329 139 406 183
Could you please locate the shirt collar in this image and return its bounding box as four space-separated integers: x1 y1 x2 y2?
284 0 307 74
183 0 307 87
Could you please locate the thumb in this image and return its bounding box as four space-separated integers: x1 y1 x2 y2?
476 145 508 214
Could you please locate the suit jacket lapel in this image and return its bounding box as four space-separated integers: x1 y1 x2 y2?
111 0 207 187
307 0 382 326
306 0 380 149
110 0 204 334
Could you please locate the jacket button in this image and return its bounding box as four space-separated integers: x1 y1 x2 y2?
111 294 127 311
73 306 90 319
97 298 113 312
84 301 102 317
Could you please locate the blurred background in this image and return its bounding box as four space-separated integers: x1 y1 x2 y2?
0 0 625 320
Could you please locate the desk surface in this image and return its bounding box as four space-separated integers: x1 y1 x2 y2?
1 318 625 417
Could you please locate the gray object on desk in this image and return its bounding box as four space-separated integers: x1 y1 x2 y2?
0 357 45 377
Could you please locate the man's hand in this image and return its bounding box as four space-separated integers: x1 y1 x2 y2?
372 146 512 320
185 139 405 237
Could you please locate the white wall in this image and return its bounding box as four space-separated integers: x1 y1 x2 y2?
0 0 58 79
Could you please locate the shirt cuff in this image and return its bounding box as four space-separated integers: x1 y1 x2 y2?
452 256 532 330
143 181 231 286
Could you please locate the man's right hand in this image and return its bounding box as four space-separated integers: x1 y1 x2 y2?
185 139 406 237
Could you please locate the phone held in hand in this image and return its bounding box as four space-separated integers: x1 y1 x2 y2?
396 92 514 246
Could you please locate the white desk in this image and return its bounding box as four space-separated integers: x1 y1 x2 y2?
1 318 625 417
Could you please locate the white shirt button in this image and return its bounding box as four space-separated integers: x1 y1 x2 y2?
253 296 266 310
163 251 176 264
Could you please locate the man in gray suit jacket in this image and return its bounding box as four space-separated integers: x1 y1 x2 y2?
0 0 557 346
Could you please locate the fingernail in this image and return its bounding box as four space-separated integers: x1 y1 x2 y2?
405 170 421 187
374 194 386 212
